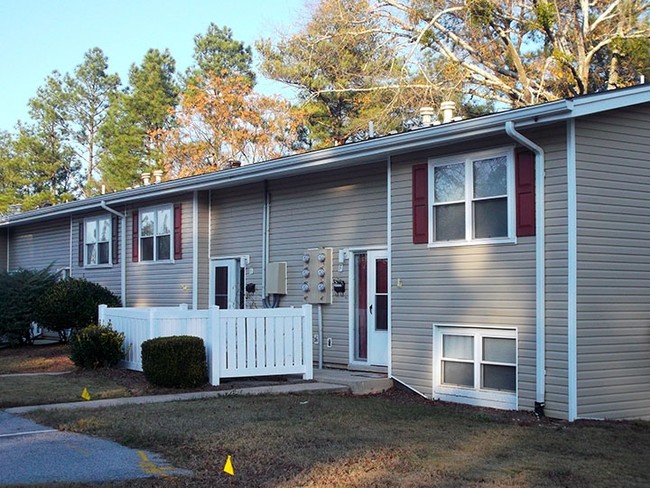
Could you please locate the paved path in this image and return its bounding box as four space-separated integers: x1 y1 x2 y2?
0 369 386 485
0 411 190 485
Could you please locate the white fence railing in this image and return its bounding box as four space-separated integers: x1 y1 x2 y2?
99 304 313 386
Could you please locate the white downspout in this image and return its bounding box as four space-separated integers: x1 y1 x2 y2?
386 155 392 378
100 201 126 307
504 122 546 413
192 191 199 310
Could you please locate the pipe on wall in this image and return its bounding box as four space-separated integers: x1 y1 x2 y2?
504 122 546 413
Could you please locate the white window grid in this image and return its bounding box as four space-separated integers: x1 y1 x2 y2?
428 148 516 247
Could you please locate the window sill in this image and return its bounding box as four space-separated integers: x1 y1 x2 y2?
137 259 176 265
434 385 516 410
427 237 516 249
84 264 113 269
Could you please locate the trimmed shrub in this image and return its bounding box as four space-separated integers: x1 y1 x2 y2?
141 336 208 388
34 278 121 342
70 323 126 369
0 268 57 345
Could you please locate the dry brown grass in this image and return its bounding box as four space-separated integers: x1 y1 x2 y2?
26 389 650 488
0 343 74 374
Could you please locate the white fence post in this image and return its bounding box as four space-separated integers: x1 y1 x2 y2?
148 308 155 343
98 304 107 326
302 304 314 380
209 306 220 386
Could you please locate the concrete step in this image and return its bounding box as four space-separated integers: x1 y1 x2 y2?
313 369 393 395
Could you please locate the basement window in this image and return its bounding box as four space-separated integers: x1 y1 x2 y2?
434 326 517 409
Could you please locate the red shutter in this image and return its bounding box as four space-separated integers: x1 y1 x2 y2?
516 150 536 237
78 222 84 266
112 216 119 265
132 211 139 262
173 203 182 260
412 163 429 244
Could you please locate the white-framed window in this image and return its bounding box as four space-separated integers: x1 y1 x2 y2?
429 148 515 246
433 325 517 409
84 216 111 266
140 205 172 262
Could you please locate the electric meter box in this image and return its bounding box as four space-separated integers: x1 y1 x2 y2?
302 247 333 304
266 262 287 295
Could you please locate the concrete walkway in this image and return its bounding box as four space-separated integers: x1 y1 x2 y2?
5 368 392 414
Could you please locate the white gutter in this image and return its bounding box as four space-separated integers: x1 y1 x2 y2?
504 121 546 412
100 201 126 306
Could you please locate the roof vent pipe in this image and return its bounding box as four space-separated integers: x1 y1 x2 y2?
141 172 151 185
440 101 456 123
420 106 435 127
153 169 163 184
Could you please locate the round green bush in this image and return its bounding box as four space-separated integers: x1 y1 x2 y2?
141 336 208 388
34 278 121 342
70 323 126 369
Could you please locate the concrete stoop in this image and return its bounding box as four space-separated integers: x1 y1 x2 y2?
313 369 393 395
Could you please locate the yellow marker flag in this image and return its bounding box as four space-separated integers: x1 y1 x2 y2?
223 455 234 476
81 388 91 401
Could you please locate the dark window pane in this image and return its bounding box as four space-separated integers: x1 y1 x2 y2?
157 235 171 260
355 254 367 360
215 266 228 309
434 203 465 241
474 157 507 198
375 294 388 331
482 364 516 392
442 361 474 387
376 259 387 294
141 237 154 261
474 198 507 238
86 244 96 265
98 242 110 264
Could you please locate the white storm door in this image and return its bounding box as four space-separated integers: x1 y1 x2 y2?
210 259 241 309
367 250 388 366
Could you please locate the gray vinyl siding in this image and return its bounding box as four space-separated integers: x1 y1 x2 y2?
197 191 210 309
71 210 123 299
210 183 264 306
0 228 7 271
390 133 558 410
125 195 194 307
539 126 571 419
8 219 70 272
575 105 650 420
268 165 388 366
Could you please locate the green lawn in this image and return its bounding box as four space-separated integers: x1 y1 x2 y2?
26 391 650 487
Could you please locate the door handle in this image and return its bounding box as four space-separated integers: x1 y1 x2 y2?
369 304 373 314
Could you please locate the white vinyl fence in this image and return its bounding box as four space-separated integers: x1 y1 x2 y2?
99 304 313 386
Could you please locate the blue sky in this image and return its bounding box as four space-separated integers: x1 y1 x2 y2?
0 0 306 131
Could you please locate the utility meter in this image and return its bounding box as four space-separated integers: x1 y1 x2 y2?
301 247 333 304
